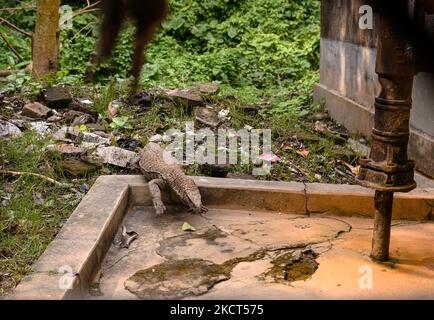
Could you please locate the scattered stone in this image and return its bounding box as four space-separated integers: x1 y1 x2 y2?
149 134 163 143
307 112 328 121
79 99 93 105
68 99 99 118
52 126 111 146
0 120 22 138
28 121 50 135
330 145 358 163
8 118 26 130
347 138 370 157
117 137 144 151
71 113 95 126
47 115 62 123
21 102 52 119
46 144 87 157
195 106 220 127
131 92 153 110
164 88 204 107
44 86 73 109
86 123 107 132
218 108 230 121
92 131 113 139
80 154 104 167
191 83 220 94
52 126 81 142
95 146 139 168
82 132 111 146
63 110 91 124
162 133 174 143
58 158 96 177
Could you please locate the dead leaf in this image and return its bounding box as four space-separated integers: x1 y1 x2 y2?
258 153 281 163
116 225 138 249
296 149 310 157
337 160 360 175
280 143 294 151
280 144 309 157
182 222 196 232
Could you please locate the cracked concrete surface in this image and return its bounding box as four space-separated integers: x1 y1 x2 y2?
89 206 434 300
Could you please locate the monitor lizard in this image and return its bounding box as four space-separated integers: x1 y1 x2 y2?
139 142 207 215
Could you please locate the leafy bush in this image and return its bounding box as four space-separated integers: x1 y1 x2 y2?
0 0 320 115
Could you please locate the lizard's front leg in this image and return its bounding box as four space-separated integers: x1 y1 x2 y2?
148 178 167 215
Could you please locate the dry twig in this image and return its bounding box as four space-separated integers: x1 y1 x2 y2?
0 30 23 61
0 170 78 193
0 17 32 38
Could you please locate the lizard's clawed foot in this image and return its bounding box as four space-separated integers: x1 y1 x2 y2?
154 202 166 216
188 205 208 215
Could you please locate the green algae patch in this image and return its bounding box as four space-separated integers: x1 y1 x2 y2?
124 258 231 299
261 250 319 284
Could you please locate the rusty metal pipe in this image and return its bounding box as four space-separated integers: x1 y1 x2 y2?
371 191 394 261
356 0 417 261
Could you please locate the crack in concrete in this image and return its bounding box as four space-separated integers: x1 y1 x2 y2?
302 181 309 216
103 248 139 273
391 221 428 228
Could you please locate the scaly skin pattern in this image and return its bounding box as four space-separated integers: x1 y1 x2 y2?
139 142 206 215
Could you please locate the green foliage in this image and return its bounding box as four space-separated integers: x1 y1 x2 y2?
0 0 320 116
110 116 133 131
149 0 320 87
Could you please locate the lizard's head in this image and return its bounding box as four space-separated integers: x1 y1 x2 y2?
177 178 204 214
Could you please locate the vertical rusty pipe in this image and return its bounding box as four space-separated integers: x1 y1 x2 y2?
371 191 394 261
356 0 417 261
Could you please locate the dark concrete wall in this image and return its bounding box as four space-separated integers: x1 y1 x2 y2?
316 0 434 178
320 0 378 47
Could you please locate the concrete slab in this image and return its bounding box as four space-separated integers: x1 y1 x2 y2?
8 176 434 300
93 207 434 300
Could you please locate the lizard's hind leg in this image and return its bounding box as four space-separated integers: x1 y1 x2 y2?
148 179 167 215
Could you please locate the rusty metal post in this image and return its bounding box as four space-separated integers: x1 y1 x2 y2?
371 191 394 261
356 0 417 261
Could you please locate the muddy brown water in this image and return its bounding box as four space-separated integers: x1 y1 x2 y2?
90 205 350 299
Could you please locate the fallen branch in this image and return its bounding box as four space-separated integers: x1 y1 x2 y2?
65 1 101 23
0 170 78 193
287 159 310 178
0 69 16 77
0 17 32 38
0 4 35 12
0 30 23 61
